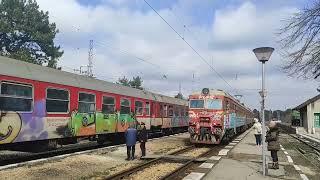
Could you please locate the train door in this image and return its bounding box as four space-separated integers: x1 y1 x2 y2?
117 98 134 132
145 101 152 130
161 104 171 129
95 96 117 134
70 92 96 137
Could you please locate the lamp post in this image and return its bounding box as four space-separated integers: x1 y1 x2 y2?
253 47 274 176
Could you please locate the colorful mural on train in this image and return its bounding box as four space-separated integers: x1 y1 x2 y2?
0 105 136 145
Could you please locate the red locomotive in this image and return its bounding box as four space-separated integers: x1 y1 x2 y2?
188 88 254 144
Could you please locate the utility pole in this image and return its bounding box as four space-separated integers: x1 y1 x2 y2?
179 82 181 94
87 39 94 77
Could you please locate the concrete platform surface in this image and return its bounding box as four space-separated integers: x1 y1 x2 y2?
203 129 300 180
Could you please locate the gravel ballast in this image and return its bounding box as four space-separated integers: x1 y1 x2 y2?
0 133 190 179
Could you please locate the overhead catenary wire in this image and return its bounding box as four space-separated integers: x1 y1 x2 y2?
51 16 174 82
143 0 239 95
94 41 162 69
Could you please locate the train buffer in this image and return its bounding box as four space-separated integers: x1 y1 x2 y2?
184 129 305 180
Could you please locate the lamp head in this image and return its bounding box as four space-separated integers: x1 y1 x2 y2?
253 47 274 63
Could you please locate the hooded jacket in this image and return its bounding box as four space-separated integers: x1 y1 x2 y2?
138 126 148 142
266 125 280 151
253 121 262 135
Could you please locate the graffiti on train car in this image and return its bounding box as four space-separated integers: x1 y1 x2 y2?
0 112 22 144
0 100 48 144
0 99 136 145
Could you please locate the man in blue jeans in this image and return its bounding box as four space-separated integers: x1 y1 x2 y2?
125 124 137 160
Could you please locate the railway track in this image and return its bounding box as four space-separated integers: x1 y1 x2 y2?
289 134 320 153
103 128 252 180
0 132 187 168
104 144 221 180
279 123 320 153
287 134 320 169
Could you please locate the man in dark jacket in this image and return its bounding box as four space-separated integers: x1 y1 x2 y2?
266 121 280 169
125 124 137 160
138 122 148 157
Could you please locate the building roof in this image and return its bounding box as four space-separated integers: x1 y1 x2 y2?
0 56 188 106
294 94 320 110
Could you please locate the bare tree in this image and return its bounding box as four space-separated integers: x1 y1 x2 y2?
279 1 320 79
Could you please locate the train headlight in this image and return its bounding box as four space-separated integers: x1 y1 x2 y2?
202 88 209 96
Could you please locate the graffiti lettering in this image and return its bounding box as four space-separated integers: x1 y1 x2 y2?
0 112 22 144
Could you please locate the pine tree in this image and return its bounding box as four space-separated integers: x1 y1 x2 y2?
0 0 63 67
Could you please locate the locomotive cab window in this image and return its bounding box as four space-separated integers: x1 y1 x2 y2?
102 96 115 114
120 99 131 114
207 99 222 110
46 88 69 113
189 99 204 108
135 100 143 115
78 93 95 113
0 82 33 112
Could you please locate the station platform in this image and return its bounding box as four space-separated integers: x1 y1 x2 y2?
296 127 320 143
183 128 303 180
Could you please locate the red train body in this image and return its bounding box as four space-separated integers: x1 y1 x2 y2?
0 56 189 148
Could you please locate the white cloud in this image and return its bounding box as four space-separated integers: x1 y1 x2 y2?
35 0 317 110
212 1 297 47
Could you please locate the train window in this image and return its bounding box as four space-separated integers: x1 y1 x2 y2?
207 99 222 110
159 104 164 117
46 88 69 113
0 82 33 112
174 106 179 117
168 105 174 117
102 96 115 114
120 98 131 114
180 108 184 117
226 100 230 110
78 93 95 113
145 102 150 116
163 105 168 117
135 100 143 115
189 99 204 108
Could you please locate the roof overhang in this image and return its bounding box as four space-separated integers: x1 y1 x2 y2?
293 94 320 110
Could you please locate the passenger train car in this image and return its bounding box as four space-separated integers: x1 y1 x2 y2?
188 88 254 144
0 56 189 149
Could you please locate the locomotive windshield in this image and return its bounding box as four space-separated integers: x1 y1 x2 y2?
189 99 204 108
206 99 222 110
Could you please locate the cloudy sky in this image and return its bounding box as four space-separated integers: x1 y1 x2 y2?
36 0 318 110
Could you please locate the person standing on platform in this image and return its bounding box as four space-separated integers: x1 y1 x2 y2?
266 120 280 169
253 118 262 147
138 122 148 157
125 123 137 160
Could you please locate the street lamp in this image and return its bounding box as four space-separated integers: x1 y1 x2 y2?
253 47 274 176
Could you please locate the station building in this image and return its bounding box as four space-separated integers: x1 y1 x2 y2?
294 94 320 134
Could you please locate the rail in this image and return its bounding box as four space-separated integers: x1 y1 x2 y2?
0 132 188 168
